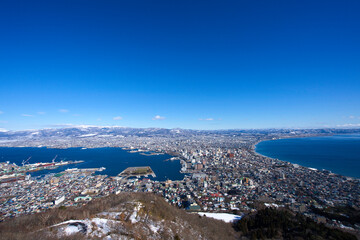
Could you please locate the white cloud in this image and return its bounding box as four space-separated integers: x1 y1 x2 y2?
37 111 46 115
59 109 69 113
113 116 123 120
199 118 214 121
349 116 355 119
152 115 165 120
0 111 3 114
0 128 8 132
21 114 34 117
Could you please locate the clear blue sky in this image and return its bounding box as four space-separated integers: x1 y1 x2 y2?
1 0 360 130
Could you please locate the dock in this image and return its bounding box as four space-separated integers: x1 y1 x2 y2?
118 166 156 178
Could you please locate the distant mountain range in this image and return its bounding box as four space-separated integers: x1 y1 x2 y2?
0 126 196 139
1 126 360 140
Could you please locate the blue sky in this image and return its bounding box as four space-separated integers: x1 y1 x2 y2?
1 0 360 130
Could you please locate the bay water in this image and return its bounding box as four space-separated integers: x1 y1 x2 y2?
255 134 360 179
0 147 184 181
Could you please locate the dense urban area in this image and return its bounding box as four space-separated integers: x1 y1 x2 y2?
0 126 359 236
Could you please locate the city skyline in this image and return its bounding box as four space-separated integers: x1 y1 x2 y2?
1 0 360 131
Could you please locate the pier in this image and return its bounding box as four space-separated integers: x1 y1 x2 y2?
0 160 84 183
118 166 156 178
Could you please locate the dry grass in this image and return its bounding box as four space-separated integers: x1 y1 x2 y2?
0 193 238 240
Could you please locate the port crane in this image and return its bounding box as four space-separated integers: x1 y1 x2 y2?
22 157 31 166
51 155 58 163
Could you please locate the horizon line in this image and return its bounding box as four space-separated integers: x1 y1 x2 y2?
1 124 360 132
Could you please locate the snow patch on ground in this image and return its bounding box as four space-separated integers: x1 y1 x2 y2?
129 202 143 223
264 203 284 208
54 218 117 238
91 218 112 237
100 211 121 219
197 212 243 223
51 201 162 238
129 211 138 223
51 220 81 227
64 225 81 235
149 223 160 233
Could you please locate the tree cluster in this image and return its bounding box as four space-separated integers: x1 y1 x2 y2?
234 207 357 240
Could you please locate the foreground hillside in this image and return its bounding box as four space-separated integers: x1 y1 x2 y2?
0 193 237 240
0 192 358 240
235 207 358 240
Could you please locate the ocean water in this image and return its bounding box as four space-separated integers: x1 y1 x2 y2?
0 147 184 181
255 134 360 179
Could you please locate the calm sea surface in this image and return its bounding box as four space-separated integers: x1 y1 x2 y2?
255 134 360 179
0 147 184 181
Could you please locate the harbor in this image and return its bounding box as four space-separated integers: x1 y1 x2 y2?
118 166 156 178
0 157 84 183
0 147 184 181
123 147 164 156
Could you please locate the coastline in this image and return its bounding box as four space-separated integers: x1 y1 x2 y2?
251 133 332 158
0 147 185 181
252 134 360 180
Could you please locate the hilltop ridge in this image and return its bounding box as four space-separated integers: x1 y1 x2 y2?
0 193 237 240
